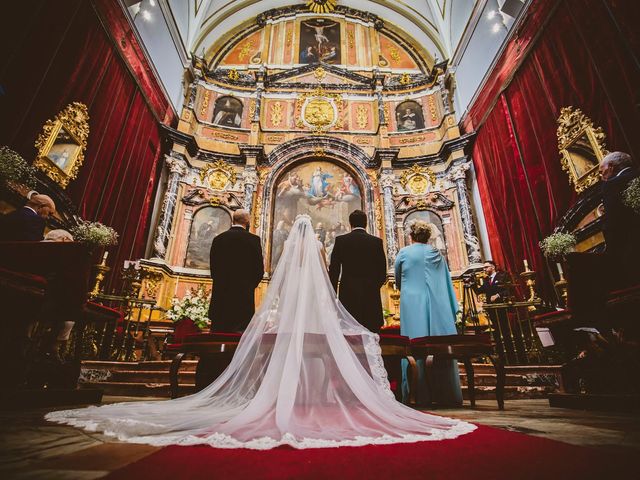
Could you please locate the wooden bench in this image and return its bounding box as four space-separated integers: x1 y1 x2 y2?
409 334 505 409
168 332 413 401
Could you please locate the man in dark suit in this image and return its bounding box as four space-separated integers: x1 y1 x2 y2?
0 194 56 241
599 151 640 288
475 260 515 362
208 209 264 332
328 210 387 332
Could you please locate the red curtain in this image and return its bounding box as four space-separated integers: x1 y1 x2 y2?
0 0 172 288
469 0 640 300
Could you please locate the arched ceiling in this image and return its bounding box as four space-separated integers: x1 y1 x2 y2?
163 0 486 63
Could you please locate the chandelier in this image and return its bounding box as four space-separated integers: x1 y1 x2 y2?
306 0 337 14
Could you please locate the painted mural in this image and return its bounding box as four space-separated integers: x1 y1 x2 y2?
185 207 232 269
299 19 341 64
271 161 361 269
404 210 447 258
396 100 425 131
213 96 243 128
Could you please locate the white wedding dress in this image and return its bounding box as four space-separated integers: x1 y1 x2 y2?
46 215 476 449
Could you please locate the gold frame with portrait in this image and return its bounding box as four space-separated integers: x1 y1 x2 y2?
34 102 90 189
557 106 608 194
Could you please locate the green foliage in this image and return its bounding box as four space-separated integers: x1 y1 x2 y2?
623 177 640 215
539 232 576 260
0 146 37 188
70 220 119 247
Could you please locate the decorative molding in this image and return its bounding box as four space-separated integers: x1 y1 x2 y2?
399 164 436 195
199 160 237 191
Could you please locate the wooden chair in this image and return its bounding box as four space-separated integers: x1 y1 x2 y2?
409 334 505 410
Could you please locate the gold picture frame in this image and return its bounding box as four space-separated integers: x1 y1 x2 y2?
34 102 90 188
557 107 608 194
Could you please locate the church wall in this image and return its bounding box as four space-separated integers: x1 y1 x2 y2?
0 0 175 291
464 0 640 299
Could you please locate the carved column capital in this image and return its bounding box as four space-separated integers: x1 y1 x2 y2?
447 162 470 182
165 154 188 177
379 169 396 191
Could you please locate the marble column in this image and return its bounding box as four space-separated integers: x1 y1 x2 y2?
380 169 398 269
448 162 482 264
242 166 259 212
152 155 188 259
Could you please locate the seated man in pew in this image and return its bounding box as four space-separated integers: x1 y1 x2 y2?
0 194 56 241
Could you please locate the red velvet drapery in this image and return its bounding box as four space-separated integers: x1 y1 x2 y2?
468 0 640 300
0 0 175 287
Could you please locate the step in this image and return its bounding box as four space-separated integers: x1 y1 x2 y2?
108 370 195 384
80 381 196 397
461 385 554 400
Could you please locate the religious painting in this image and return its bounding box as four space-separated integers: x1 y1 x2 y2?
395 100 425 132
46 127 81 174
299 19 341 64
404 210 447 258
564 133 600 180
271 161 361 270
212 96 243 128
185 207 231 269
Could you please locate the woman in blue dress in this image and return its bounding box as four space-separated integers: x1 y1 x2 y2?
394 220 463 406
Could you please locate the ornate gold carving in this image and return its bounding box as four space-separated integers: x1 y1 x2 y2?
253 195 262 228
238 40 254 61
199 160 237 191
313 147 326 157
228 69 240 81
285 31 293 47
34 102 89 189
389 47 401 63
271 101 283 127
375 197 383 231
427 95 438 121
200 89 211 117
306 0 337 14
142 270 163 299
248 99 256 120
557 106 608 194
356 105 369 129
399 165 436 195
257 167 269 185
347 30 355 49
313 67 327 82
295 87 344 133
368 172 379 188
383 103 390 124
399 73 411 85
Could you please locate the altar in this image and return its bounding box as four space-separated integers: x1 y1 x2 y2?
130 6 485 326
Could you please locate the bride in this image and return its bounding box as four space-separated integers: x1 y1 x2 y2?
46 215 475 449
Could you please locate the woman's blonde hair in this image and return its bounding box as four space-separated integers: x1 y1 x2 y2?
408 220 431 243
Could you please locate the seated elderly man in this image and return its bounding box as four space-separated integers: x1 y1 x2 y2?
0 194 56 241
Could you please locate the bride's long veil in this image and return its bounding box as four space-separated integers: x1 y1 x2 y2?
47 215 475 449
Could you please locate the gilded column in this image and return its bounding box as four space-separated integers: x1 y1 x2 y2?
152 154 188 259
448 162 482 264
380 168 398 269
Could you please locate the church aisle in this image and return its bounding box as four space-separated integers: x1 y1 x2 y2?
1 399 637 479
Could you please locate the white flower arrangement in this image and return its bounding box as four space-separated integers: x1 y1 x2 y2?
70 220 119 247
165 286 211 330
539 232 576 260
0 146 37 188
622 177 640 215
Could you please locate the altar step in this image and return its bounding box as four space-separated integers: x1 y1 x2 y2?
79 360 562 400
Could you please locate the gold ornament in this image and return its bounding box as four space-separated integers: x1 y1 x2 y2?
306 0 337 14
399 165 436 195
238 40 254 61
295 87 343 133
200 160 237 191
228 69 240 81
34 102 90 189
399 73 411 85
389 47 401 63
356 105 369 129
270 101 283 127
313 67 327 82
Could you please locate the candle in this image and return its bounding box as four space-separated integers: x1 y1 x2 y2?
556 262 564 277
173 277 179 298
523 259 529 270
393 282 397 291
102 251 109 262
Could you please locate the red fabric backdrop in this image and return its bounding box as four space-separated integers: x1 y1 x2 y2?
0 0 175 287
466 0 640 300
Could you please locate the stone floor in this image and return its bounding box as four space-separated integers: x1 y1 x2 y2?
1 398 638 479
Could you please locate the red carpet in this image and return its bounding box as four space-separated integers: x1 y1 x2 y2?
105 425 635 480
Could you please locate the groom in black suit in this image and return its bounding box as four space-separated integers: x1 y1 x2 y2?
329 210 387 332
209 209 264 332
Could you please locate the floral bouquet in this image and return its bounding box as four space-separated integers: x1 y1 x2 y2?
166 286 211 330
70 220 119 247
0 146 37 188
623 177 640 215
539 232 576 260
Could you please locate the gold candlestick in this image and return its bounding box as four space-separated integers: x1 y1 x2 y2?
519 267 541 310
554 272 569 307
385 282 401 328
90 253 110 298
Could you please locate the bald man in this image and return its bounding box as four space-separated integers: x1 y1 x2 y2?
208 209 264 332
599 151 640 286
0 194 56 241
